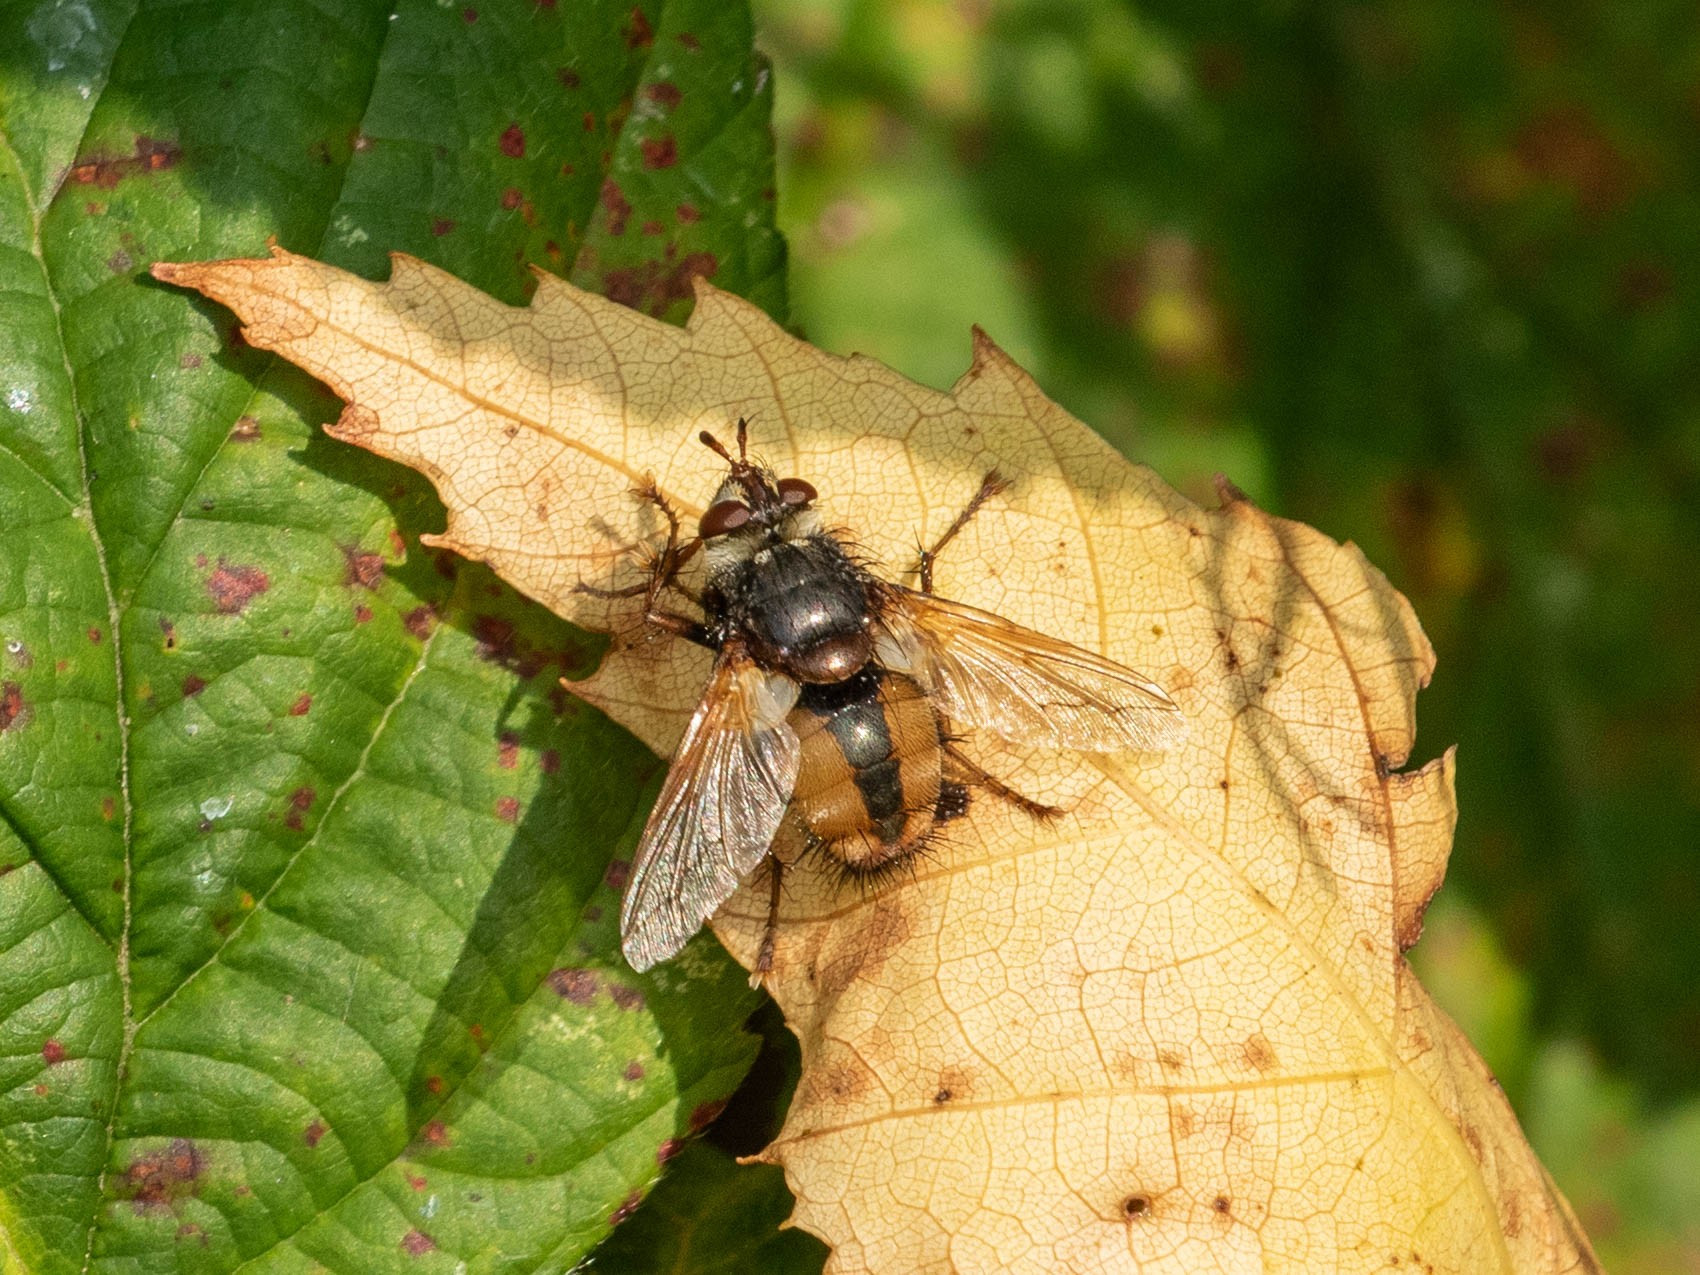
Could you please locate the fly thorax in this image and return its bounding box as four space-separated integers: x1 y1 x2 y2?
727 537 874 683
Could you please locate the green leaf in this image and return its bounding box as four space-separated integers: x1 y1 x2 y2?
0 1 788 1270
589 1143 828 1273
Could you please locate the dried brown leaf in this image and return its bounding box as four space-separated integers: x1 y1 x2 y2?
153 249 1601 1275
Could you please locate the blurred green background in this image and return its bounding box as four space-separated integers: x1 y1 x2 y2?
749 0 1700 1269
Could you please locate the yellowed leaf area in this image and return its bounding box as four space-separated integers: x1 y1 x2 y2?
155 249 1599 1275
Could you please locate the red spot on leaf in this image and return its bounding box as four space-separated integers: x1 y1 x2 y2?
640 135 677 169
403 606 437 640
42 1039 67 1066
604 859 631 891
676 202 700 222
181 675 206 698
603 251 719 317
557 67 579 88
656 1137 682 1164
549 968 598 1004
343 546 385 589
689 1099 726 1132
70 135 181 189
497 732 520 769
408 1172 429 1190
124 1139 203 1208
230 416 261 442
421 1120 450 1146
353 604 374 624
610 1189 643 1225
499 124 526 158
607 983 645 1011
676 32 701 51
303 1119 326 1148
622 1059 644 1081
645 81 681 109
582 111 596 133
88 626 102 644
179 352 202 369
600 178 632 235
1514 106 1636 217
461 6 477 20
540 749 560 774
206 562 270 614
624 7 653 48
500 186 523 210
288 693 312 717
101 796 117 821
0 683 27 733
641 219 664 236
425 1075 445 1096
430 218 456 236
284 787 316 831
495 796 520 823
401 1229 436 1256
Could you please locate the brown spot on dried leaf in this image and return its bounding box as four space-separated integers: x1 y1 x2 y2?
1240 1032 1278 1073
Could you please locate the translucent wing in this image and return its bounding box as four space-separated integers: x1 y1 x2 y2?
879 587 1186 754
620 648 800 971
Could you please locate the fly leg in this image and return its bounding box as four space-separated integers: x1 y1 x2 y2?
752 855 784 986
577 477 703 604
913 470 1010 594
943 741 1063 822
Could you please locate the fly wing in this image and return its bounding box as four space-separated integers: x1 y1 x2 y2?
880 586 1187 754
619 648 800 971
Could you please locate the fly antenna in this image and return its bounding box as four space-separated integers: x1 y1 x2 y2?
698 430 734 465
701 419 760 481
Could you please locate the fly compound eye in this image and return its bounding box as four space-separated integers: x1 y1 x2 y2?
776 477 818 507
699 499 752 538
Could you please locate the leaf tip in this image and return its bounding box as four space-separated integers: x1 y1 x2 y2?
1392 745 1458 951
1213 473 1251 506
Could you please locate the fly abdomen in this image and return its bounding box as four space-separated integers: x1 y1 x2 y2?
789 666 944 872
